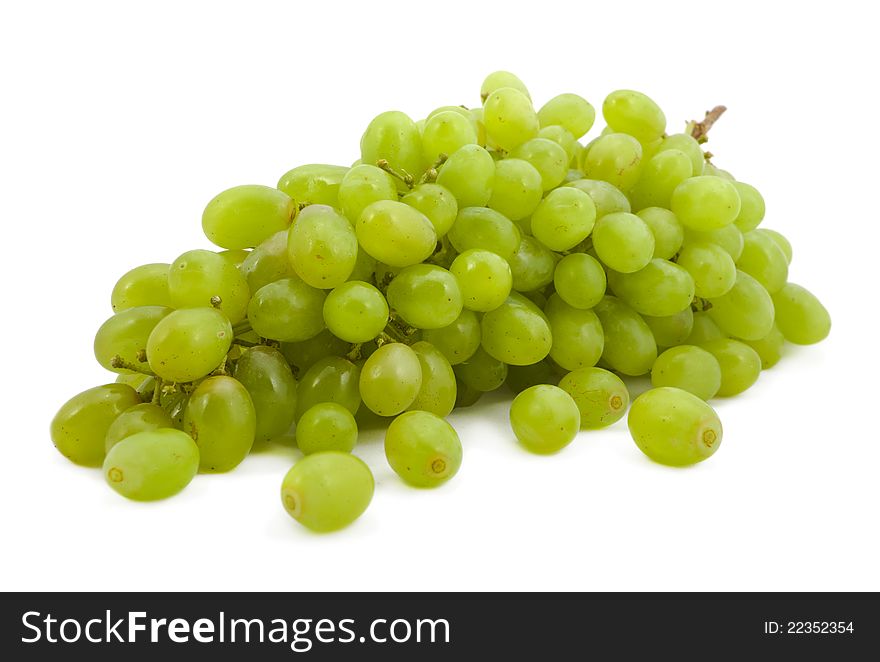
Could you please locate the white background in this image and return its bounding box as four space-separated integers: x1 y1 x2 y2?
1 0 878 592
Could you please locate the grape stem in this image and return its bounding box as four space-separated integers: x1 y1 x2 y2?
151 377 164 405
418 154 448 185
691 297 713 312
111 355 155 375
687 105 727 144
376 159 415 188
345 343 364 362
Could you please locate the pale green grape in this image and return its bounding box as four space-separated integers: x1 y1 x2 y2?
480 295 552 366
592 212 654 273
480 70 530 101
537 93 595 139
277 164 348 207
537 125 577 162
281 330 350 375
671 176 741 231
281 452 374 532
169 249 250 323
233 346 297 441
422 110 478 164
732 182 766 232
742 324 785 369
94 305 171 374
685 311 726 345
530 187 596 251
628 387 722 466
421 309 481 365
322 281 388 342
637 207 683 260
447 206 521 261
737 230 788 293
359 342 422 416
582 133 643 191
426 105 474 122
51 384 142 467
240 229 297 293
296 403 358 455
505 361 555 394
707 270 775 340
559 367 629 429
103 429 199 501
686 224 744 262
202 184 294 249
146 308 232 382
296 357 362 420
360 110 423 183
771 283 831 345
454 346 508 392
509 138 569 191
348 247 378 283
676 241 737 298
554 253 606 310
651 345 721 400
628 149 693 210
184 375 255 472
565 179 631 217
607 259 695 317
594 296 657 375
702 162 735 179
111 263 171 312
115 373 155 396
509 385 580 454
386 411 462 488
287 204 358 289
508 236 557 292
756 228 792 264
483 87 539 151
408 341 457 417
656 133 704 175
699 339 762 396
338 164 398 223
247 278 326 342
487 158 543 220
435 144 495 207
356 200 437 267
545 294 604 371
387 264 463 329
219 249 250 267
401 183 458 237
454 379 483 407
643 307 694 347
104 403 173 452
450 249 512 312
602 90 666 143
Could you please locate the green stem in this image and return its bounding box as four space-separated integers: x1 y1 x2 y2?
111 355 155 375
377 159 415 189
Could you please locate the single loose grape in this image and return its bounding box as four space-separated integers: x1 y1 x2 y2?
651 345 722 400
565 179 631 217
202 184 294 250
322 281 389 342
742 324 785 369
104 403 173 452
448 206 521 262
168 249 250 323
643 307 694 348
296 357 361 420
537 93 595 139
530 186 596 252
277 164 348 207
288 204 358 289
637 208 684 260
602 90 666 143
582 133 643 191
247 278 326 342
111 263 171 312
408 341 457 417
401 183 458 237
233 346 297 442
421 309 481 365
281 452 374 532
483 86 539 151
94 305 171 374
676 241 737 299
732 182 766 232
146 307 232 383
545 294 604 371
480 70 530 101
386 264 463 330
360 110 423 184
699 339 762 397
510 385 580 454
558 367 629 429
454 346 508 392
594 296 657 376
707 270 775 341
184 376 256 472
385 411 462 488
356 200 438 268
338 164 398 223
628 387 722 466
671 176 741 231
480 295 552 366
296 403 358 455
240 230 297 293
592 212 655 273
607 259 695 317
737 230 789 294
450 249 512 312
436 144 495 207
509 138 569 191
359 343 422 416
553 253 607 310
508 236 557 292
103 429 199 501
487 158 543 221
771 283 831 345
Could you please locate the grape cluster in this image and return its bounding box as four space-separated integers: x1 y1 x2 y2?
51 71 831 532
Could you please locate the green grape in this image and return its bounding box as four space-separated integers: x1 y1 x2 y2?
554 253 606 310
699 339 762 397
359 342 422 416
281 330 350 374
296 403 358 455
686 224 744 262
184 375 256 472
281 452 374 532
505 361 555 394
742 323 785 369
564 179 631 217
628 387 722 466
348 247 378 283
637 207 683 260
558 367 629 429
509 138 568 191
288 204 358 289
643 307 694 347
707 270 775 340
201 184 294 250
296 357 362 420
421 309 481 365
219 249 250 267
651 345 721 400
322 281 389 342
407 341 457 417
385 411 462 488
435 144 495 207
732 182 766 232
401 183 458 237
537 93 595 139
702 162 735 179
115 372 155 396
602 90 666 143
247 278 326 342
482 87 539 151
737 230 788 294
103 429 199 501
771 283 831 345
592 212 655 273
594 296 657 376
454 379 483 408
111 263 171 312
146 308 232 382
422 110 478 164
656 133 704 175
480 295 552 366
537 125 577 162
487 158 543 221
685 311 726 345
676 241 737 298
509 385 580 454
545 294 604 371
51 384 142 467
233 346 297 441
582 133 643 191
426 105 474 123
454 346 508 392
447 206 521 261
628 149 693 211
756 228 792 264
277 164 349 207
94 305 171 374
450 249 512 312
104 403 173 452
480 70 530 101
387 264 463 329
360 110 423 183
240 229 297 293
530 187 596 251
168 249 249 323
508 236 557 292
607 259 695 317
671 176 741 231
338 164 398 223
356 200 438 267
